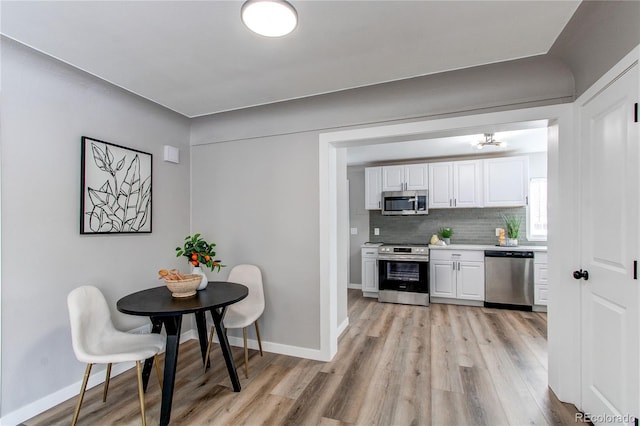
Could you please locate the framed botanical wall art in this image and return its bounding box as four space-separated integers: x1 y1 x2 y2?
80 136 152 234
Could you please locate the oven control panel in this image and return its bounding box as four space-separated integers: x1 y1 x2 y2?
378 245 429 255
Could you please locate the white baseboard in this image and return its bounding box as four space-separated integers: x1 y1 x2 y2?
0 326 196 426
0 361 136 426
347 283 362 290
337 317 349 337
0 327 327 425
211 333 325 361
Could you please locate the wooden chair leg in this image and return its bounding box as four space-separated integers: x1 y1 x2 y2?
204 325 215 373
243 327 249 378
136 361 147 426
254 321 264 356
71 363 93 426
102 363 112 402
154 355 163 389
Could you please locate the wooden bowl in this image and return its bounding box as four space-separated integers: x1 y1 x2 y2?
164 274 201 298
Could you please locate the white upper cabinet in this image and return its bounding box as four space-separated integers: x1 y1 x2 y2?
454 160 483 208
382 164 428 191
429 160 482 208
429 162 454 208
364 167 382 210
405 164 430 190
483 156 529 207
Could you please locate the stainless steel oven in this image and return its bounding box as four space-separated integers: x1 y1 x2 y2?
378 244 429 306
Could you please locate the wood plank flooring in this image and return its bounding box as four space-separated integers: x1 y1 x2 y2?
24 290 584 425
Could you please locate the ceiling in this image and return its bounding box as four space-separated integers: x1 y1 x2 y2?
346 125 548 165
1 0 580 118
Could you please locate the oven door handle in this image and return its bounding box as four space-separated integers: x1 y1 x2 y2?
378 255 430 262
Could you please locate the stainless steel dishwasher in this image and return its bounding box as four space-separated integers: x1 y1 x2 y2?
484 250 534 309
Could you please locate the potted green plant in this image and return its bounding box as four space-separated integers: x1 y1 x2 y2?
502 214 522 246
439 227 453 245
176 234 224 290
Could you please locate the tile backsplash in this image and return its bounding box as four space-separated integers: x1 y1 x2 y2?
369 207 545 246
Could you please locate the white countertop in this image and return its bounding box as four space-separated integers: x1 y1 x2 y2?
428 243 547 252
361 242 383 248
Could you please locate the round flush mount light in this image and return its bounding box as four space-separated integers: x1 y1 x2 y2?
241 0 298 37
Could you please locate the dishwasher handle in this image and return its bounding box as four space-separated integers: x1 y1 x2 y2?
484 250 534 258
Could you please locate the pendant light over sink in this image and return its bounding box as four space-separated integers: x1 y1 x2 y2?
241 0 298 37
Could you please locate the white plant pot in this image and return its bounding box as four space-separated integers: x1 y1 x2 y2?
506 238 518 247
191 266 208 290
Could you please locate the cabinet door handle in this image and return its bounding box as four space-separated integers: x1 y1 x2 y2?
454 198 457 207
457 262 461 271
378 200 381 208
449 199 452 207
452 262 455 271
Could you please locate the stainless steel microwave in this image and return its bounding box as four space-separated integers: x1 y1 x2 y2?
381 190 429 215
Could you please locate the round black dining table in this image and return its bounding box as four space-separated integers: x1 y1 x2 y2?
117 282 248 426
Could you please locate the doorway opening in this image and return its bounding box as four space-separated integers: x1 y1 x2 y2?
319 103 577 404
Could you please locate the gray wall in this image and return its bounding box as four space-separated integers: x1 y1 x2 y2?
190 132 321 349
0 39 191 415
549 0 640 97
190 56 571 351
190 55 574 146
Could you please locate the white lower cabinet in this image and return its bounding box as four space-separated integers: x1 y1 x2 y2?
430 250 484 303
534 252 548 307
361 247 379 297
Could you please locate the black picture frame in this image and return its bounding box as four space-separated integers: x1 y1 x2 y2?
80 136 152 234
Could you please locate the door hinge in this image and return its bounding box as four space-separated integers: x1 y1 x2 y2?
635 102 638 123
634 260 638 280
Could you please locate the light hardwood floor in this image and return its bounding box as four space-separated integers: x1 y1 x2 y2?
24 290 584 425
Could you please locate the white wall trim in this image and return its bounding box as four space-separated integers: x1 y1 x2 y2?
0 361 138 426
337 317 349 338
347 283 362 290
209 334 326 361
0 328 196 426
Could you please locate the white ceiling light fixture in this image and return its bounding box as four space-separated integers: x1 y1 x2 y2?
241 0 298 37
475 133 506 150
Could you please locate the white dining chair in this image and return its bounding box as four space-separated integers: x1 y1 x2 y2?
67 285 165 426
205 264 265 378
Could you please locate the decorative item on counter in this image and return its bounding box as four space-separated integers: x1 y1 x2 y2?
158 269 202 297
439 227 453 245
502 214 522 247
497 228 506 246
429 234 440 245
176 234 225 291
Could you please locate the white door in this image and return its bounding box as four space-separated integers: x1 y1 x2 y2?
579 62 639 423
457 261 485 301
453 160 483 208
429 162 453 208
382 165 405 191
483 156 529 207
362 257 378 293
405 164 429 190
364 167 382 210
430 260 456 298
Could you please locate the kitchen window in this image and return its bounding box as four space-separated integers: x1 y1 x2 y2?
527 177 547 241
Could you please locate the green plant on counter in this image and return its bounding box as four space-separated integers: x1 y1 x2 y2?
439 227 453 238
502 214 522 238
